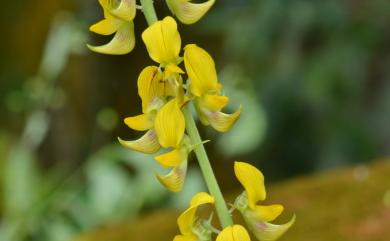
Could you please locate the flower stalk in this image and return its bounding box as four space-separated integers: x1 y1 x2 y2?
183 104 233 227
140 0 158 25
140 0 233 228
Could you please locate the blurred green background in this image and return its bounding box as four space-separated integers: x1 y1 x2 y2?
1 0 390 241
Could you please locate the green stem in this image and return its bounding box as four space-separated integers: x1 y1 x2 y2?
183 105 233 228
140 0 233 228
140 0 158 25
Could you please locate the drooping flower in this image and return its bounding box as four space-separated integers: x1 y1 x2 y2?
154 99 191 192
184 44 241 132
216 225 251 241
166 0 216 25
118 66 164 154
234 162 295 241
88 0 136 55
173 192 215 241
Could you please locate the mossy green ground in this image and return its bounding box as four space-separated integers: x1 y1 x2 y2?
74 160 390 241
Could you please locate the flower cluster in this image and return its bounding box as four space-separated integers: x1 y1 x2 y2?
117 15 241 192
174 162 295 241
88 0 294 240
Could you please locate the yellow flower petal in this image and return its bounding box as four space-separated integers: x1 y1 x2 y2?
124 113 154 131
202 94 229 112
184 44 220 97
89 18 122 35
156 161 187 192
245 214 295 241
166 0 216 25
88 21 135 55
202 105 242 132
99 0 136 21
118 129 160 154
137 66 165 113
234 161 266 209
155 147 187 168
216 225 251 241
110 0 136 22
177 192 214 235
154 99 185 148
142 16 181 65
252 205 284 222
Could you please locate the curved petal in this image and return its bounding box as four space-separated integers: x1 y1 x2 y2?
156 161 187 192
154 99 185 148
252 205 284 222
234 162 266 209
137 66 165 113
177 192 214 235
245 214 295 241
202 105 242 133
99 0 136 21
118 129 160 154
184 44 220 97
166 0 216 25
142 16 181 65
111 0 136 21
88 21 135 55
89 18 122 35
155 147 187 168
216 225 251 241
124 113 154 131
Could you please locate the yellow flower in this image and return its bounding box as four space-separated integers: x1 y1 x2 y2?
142 16 186 104
234 162 295 241
166 0 216 25
154 99 191 192
173 192 215 241
88 0 136 55
119 67 190 192
216 225 251 241
184 44 241 132
142 16 182 66
118 66 164 154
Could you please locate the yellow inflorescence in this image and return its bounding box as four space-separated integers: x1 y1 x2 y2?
88 1 294 240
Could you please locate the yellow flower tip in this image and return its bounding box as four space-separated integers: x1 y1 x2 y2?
178 192 214 235
155 147 187 168
253 204 284 222
234 161 266 209
202 94 229 112
117 130 160 154
184 44 220 97
156 161 187 192
202 105 242 133
89 19 120 35
166 0 216 25
88 21 135 55
154 99 185 148
248 214 296 241
216 225 251 241
142 16 181 65
124 113 154 131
